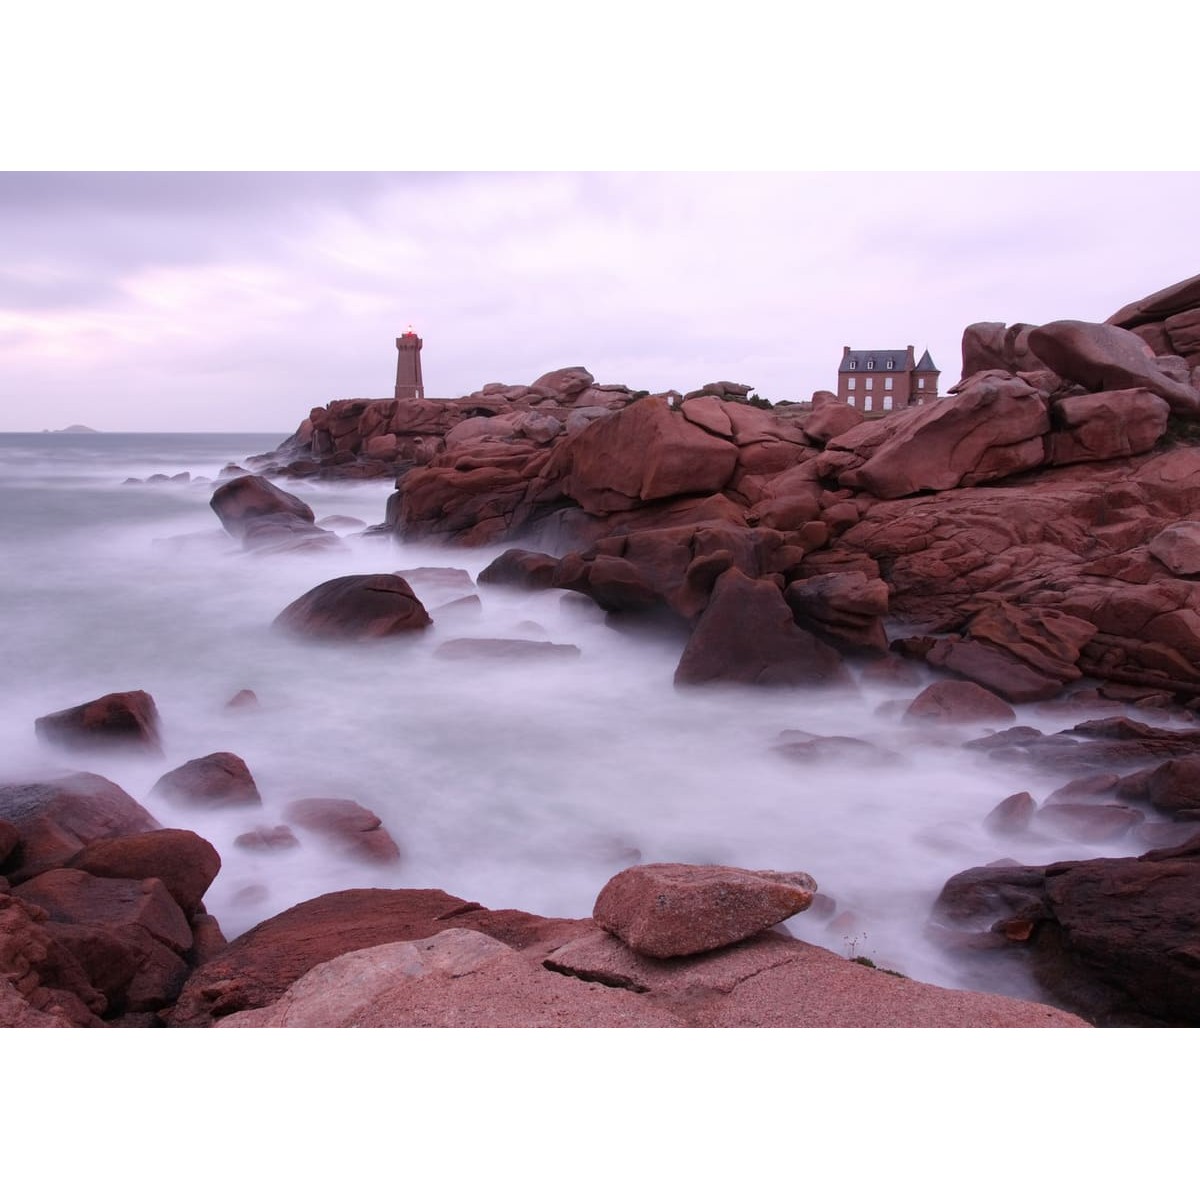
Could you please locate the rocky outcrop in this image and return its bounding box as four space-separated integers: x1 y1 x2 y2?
169 880 1084 1029
1027 320 1200 416
1 772 222 1025
934 833 1200 1026
0 773 160 883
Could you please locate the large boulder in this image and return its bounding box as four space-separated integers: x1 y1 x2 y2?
282 798 402 864
273 573 432 640
209 475 316 536
0 773 160 883
543 395 739 515
13 869 193 1013
960 321 1050 379
593 863 817 958
905 680 1016 724
674 568 851 687
34 690 162 755
1027 319 1200 416
784 570 890 655
149 752 262 810
1045 389 1169 466
819 373 1050 499
933 834 1200 1026
65 829 221 916
529 366 595 401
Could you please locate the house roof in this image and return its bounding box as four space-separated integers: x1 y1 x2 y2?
915 348 938 371
838 347 914 372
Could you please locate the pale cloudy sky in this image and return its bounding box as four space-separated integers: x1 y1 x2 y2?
3 171 1198 433
3 6 1197 433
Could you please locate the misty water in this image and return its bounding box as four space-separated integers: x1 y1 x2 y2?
0 431 1173 1003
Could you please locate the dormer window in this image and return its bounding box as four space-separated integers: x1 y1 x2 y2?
866 359 874 369
886 359 894 369
848 359 857 369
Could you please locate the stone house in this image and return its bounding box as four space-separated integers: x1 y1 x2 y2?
836 345 939 412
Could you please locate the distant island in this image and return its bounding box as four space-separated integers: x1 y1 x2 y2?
45 424 100 433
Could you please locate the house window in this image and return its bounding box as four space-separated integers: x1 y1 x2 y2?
865 378 874 390
884 376 893 390
847 377 856 390
866 359 874 369
883 395 893 411
917 376 926 388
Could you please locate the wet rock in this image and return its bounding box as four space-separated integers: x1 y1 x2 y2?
282 798 402 864
34 689 162 755
773 733 901 766
1033 802 1145 843
477 548 562 589
784 571 890 656
273 573 432 640
209 475 316 537
149 752 262 810
0 773 160 883
935 834 1200 1025
984 791 1036 834
66 829 221 917
234 825 300 852
592 863 817 958
904 680 1016 724
675 568 851 688
433 638 581 662
1141 756 1200 818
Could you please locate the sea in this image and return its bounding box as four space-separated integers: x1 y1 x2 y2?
0 430 1148 1001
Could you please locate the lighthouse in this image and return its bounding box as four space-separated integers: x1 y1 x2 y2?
394 326 424 400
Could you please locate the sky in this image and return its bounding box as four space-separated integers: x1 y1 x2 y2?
3 170 1199 433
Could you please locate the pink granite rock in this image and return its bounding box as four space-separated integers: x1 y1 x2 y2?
592 862 817 958
149 752 262 810
282 798 401 864
1028 320 1200 415
905 680 1016 724
274 573 432 640
674 568 851 687
34 690 162 755
1148 522 1200 576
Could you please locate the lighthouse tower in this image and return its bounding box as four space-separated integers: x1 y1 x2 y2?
394 327 424 400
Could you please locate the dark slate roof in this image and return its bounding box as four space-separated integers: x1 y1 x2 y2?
915 348 938 371
838 348 914 372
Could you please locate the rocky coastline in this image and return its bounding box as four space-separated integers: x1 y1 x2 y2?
7 270 1200 1027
